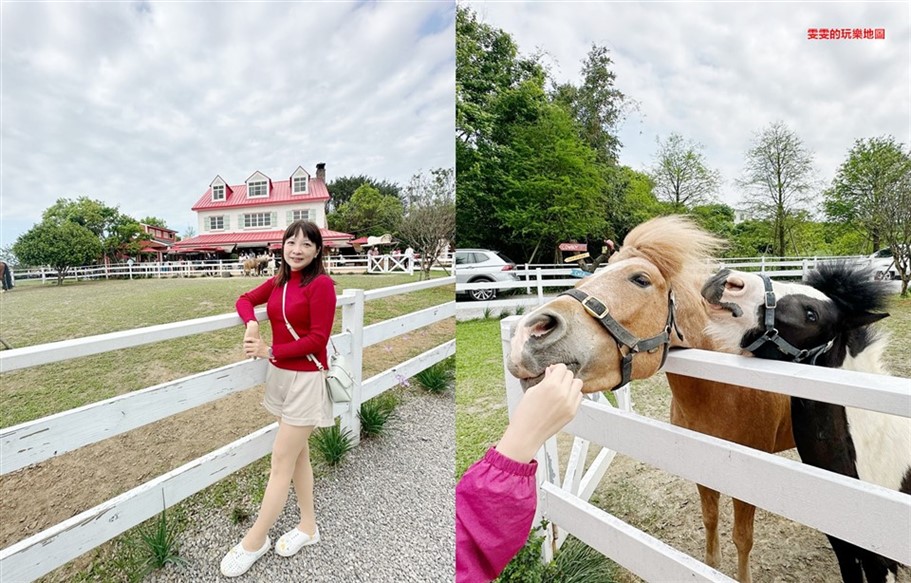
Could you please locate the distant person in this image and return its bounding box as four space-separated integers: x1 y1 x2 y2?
455 364 584 581
221 220 336 578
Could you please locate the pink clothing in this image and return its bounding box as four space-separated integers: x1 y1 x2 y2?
456 447 538 582
235 271 336 371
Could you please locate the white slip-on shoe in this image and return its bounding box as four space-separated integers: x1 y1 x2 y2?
220 536 270 577
275 526 320 557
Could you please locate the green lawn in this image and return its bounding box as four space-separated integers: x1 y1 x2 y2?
455 318 511 477
0 274 452 428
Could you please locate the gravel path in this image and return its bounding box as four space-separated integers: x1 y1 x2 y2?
148 389 455 583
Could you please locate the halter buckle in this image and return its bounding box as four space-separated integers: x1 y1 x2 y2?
581 296 609 319
765 291 776 309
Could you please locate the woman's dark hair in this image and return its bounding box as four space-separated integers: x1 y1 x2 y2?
275 220 328 287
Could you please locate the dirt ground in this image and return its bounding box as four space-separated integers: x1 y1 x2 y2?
0 320 452 578
565 373 909 583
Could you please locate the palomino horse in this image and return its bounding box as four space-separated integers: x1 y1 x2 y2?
702 263 909 583
507 216 794 583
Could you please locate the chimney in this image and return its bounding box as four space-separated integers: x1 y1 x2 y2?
316 162 326 182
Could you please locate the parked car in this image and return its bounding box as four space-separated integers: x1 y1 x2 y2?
869 247 910 281
455 249 519 301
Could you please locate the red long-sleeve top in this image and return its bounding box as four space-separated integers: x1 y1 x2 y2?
235 271 337 371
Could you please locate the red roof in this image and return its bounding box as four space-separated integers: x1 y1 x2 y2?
172 228 352 250
192 176 331 211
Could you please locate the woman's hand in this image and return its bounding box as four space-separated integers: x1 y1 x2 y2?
495 363 584 463
243 336 270 359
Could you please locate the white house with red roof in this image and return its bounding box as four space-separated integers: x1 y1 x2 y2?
171 163 352 255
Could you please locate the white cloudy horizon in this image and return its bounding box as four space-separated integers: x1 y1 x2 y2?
469 1 910 213
1 2 456 247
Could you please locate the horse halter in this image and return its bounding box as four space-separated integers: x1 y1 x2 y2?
742 273 833 365
559 287 682 391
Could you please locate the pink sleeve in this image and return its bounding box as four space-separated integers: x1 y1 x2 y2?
271 276 337 360
456 447 538 582
235 278 276 323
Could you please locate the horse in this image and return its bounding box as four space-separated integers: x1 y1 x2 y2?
0 260 11 291
507 216 794 583
242 255 270 276
701 262 910 583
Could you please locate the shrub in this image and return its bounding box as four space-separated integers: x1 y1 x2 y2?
311 425 355 465
359 392 399 438
414 360 453 394
137 506 185 574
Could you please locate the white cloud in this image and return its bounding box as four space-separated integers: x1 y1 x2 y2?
470 0 910 208
0 2 455 244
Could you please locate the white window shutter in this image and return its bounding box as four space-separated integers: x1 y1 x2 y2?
271 212 277 227
287 211 292 225
224 216 231 230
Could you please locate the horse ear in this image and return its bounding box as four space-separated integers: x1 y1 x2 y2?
845 311 889 329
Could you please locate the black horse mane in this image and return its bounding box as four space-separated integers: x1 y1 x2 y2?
806 261 890 316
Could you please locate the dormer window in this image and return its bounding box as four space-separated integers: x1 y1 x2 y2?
293 176 308 194
212 185 225 201
248 180 268 197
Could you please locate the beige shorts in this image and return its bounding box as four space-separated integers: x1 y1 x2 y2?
263 365 334 427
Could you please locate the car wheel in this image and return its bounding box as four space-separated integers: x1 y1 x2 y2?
468 285 496 302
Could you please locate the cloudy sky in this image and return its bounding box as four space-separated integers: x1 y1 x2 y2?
468 1 910 210
0 2 455 247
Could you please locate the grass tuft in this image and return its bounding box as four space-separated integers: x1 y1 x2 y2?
414 359 453 394
359 392 399 438
482 306 493 319
311 425 355 465
230 506 251 524
496 529 618 582
515 305 526 316
136 506 185 575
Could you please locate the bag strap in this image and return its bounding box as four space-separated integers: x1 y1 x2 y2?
283 282 326 370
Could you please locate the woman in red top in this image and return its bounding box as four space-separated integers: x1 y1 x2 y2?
221 220 337 578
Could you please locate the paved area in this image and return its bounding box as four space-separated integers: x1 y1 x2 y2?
148 389 455 583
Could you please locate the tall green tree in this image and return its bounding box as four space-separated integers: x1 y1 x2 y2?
650 133 720 212
328 184 403 237
140 216 169 228
552 44 627 165
737 121 818 257
825 136 909 251
326 176 400 213
13 221 102 285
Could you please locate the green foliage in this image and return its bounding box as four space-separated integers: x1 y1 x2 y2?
689 203 735 240
42 196 149 261
397 168 456 279
13 220 102 284
136 506 185 574
140 216 169 228
737 121 817 257
311 424 354 466
359 392 399 438
328 183 403 237
650 133 721 211
327 175 401 213
415 359 454 394
497 531 618 582
230 505 251 524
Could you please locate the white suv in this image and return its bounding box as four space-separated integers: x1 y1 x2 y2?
455 249 520 301
869 247 909 281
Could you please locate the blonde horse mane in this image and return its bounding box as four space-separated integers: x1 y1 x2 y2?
613 216 726 339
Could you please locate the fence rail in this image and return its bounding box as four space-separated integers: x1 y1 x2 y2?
498 317 911 582
0 276 455 581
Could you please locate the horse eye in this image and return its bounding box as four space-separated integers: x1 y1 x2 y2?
806 309 817 323
631 274 651 288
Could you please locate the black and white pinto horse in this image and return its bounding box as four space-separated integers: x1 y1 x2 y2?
701 262 910 583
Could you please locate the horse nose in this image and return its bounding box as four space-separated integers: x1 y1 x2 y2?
702 269 730 302
724 274 746 295
523 310 567 346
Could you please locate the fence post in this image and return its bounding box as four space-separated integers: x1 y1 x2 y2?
536 268 544 305
501 317 558 562
525 263 531 295
340 289 365 445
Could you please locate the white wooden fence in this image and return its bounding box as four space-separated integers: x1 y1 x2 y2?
498 317 911 582
0 277 455 582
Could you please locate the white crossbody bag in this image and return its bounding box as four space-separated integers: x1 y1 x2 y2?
281 283 354 403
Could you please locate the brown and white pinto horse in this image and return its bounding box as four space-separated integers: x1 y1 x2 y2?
702 263 909 583
507 216 794 583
